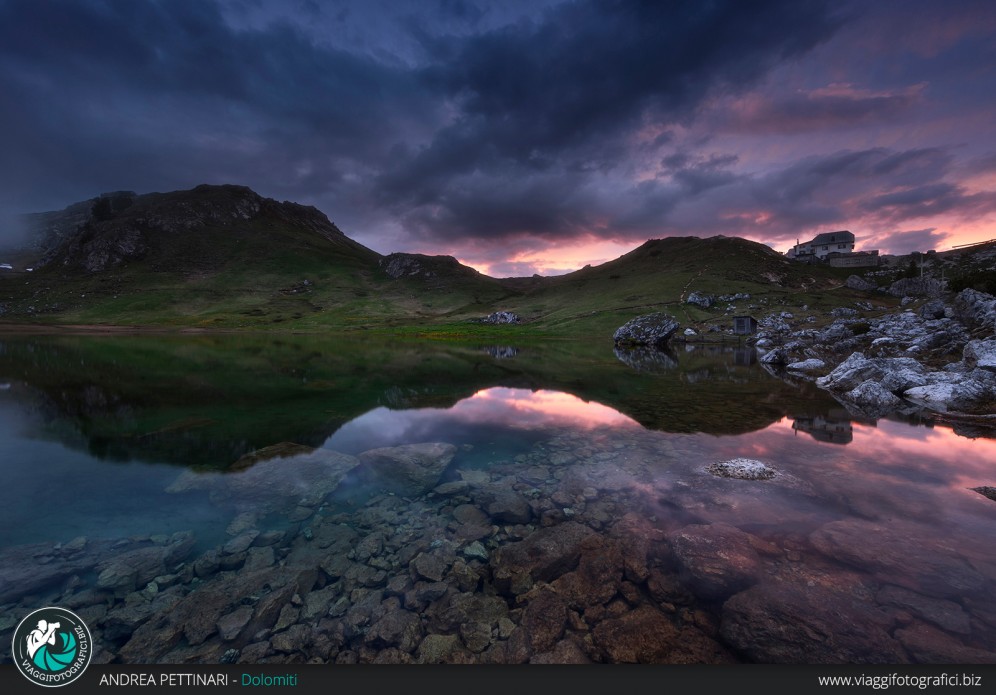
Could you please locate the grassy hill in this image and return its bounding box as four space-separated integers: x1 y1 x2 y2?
1 185 876 336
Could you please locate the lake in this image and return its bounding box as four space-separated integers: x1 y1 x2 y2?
0 334 994 664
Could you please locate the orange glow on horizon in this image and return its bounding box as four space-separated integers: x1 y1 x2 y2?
457 236 643 277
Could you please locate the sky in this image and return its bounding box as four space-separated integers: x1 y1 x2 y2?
1 0 995 276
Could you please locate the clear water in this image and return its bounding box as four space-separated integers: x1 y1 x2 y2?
0 334 994 663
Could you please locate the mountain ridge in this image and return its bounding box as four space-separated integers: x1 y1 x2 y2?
1 184 857 332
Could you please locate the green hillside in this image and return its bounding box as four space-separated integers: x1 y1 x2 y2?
1 185 873 336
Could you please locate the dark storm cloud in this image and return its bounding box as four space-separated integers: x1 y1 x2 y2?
0 0 437 218
1 0 994 268
376 0 842 239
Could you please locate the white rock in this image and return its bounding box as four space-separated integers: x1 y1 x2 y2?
964 339 996 372
707 459 776 481
786 358 826 373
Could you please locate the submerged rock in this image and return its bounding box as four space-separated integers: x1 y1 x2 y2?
612 312 680 348
706 458 776 481
721 580 907 663
167 448 359 510
358 442 457 496
809 520 986 600
670 523 762 601
492 522 595 595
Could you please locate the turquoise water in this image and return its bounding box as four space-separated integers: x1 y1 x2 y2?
0 335 994 664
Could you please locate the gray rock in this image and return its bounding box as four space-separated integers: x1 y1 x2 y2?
887 277 944 298
846 275 877 291
786 358 826 373
954 288 996 331
358 442 457 496
706 458 775 480
613 312 680 348
817 353 928 394
902 371 996 414
481 311 521 325
841 380 902 416
759 349 788 365
917 300 946 320
964 339 996 372
686 292 715 309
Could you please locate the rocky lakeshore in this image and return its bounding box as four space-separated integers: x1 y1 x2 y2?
751 288 996 426
2 428 994 665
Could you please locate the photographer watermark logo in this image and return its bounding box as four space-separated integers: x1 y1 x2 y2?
12 607 92 687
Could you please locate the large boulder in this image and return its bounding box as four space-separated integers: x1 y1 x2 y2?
886 277 943 298
846 275 877 291
685 292 715 309
816 353 927 394
613 312 680 348
953 288 996 331
964 339 996 372
721 580 907 663
670 523 762 601
902 370 996 414
358 442 457 496
168 447 359 510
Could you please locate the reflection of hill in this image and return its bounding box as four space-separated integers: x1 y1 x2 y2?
0 334 846 468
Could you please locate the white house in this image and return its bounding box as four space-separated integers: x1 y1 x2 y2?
787 231 855 261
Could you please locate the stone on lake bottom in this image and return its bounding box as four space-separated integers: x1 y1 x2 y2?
706 458 776 480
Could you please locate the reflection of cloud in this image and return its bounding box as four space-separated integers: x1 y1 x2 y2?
466 388 641 430
325 387 639 453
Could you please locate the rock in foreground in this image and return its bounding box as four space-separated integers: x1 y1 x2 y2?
613 313 680 348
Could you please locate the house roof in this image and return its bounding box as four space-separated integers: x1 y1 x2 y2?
810 230 854 246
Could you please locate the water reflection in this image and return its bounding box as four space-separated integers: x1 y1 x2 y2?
791 410 854 445
613 345 678 373
2 368 996 664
